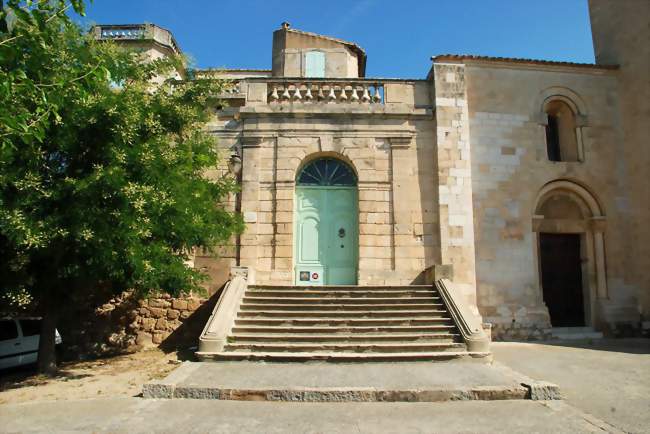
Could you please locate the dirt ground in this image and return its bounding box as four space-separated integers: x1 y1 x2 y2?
0 349 181 405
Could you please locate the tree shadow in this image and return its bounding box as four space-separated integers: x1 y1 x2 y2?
540 337 650 354
0 364 92 392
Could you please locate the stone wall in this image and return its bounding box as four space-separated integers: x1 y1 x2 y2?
128 294 206 347
215 81 441 287
589 0 650 320
431 63 478 309
60 290 215 358
459 59 640 334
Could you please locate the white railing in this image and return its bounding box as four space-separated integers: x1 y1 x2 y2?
267 80 385 104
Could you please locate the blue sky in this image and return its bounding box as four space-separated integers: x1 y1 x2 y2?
81 0 595 78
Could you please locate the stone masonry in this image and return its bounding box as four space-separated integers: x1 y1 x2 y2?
93 1 649 345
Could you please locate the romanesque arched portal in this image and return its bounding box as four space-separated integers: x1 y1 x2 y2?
533 180 607 328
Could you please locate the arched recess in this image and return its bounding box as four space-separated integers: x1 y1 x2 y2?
532 180 607 328
532 86 589 119
533 87 588 163
293 155 359 285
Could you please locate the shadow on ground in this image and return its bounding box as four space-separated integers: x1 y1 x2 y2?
0 364 92 392
157 285 224 361
523 337 650 355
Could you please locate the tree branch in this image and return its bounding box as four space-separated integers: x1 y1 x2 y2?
0 3 73 47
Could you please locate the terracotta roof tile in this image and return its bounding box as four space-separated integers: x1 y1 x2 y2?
432 54 618 70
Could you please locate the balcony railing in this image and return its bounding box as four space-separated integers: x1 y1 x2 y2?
266 80 385 105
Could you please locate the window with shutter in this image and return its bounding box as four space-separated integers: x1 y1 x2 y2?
305 51 325 78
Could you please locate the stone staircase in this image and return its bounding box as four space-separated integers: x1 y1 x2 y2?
198 283 491 362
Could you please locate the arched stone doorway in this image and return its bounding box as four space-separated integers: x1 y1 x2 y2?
533 180 607 328
294 157 359 285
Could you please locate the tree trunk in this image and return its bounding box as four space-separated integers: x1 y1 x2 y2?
37 305 59 375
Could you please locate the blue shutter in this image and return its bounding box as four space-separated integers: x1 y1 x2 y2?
305 51 325 78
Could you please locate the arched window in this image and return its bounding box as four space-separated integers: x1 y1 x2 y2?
544 100 580 162
297 158 357 186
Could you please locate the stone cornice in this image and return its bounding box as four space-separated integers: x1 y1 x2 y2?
241 135 275 148
238 105 433 120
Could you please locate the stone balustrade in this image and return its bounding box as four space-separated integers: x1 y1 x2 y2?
98 25 145 40
94 24 181 55
223 81 241 94
267 80 385 104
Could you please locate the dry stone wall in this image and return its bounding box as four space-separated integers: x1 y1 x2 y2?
61 290 210 358
130 294 206 346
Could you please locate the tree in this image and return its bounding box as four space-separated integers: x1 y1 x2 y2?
0 0 243 373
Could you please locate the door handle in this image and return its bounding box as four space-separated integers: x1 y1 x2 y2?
14 342 21 346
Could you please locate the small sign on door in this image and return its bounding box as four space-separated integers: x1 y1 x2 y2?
299 271 310 281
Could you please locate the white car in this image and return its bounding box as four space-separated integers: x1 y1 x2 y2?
0 317 62 370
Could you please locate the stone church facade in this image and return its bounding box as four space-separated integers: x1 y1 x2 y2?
97 0 648 340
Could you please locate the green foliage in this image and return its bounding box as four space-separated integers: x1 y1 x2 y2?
0 0 243 308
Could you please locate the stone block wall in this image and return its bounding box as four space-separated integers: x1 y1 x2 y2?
461 60 641 337
129 294 206 346
227 88 439 287
589 0 650 319
60 290 213 358
432 63 478 308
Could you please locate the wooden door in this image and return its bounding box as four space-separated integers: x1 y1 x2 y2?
294 187 358 285
540 233 585 327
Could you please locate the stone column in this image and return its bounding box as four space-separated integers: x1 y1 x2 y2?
591 216 608 299
432 62 478 307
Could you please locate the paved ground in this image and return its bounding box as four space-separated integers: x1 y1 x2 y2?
491 339 650 434
143 359 548 401
0 397 623 433
0 338 647 433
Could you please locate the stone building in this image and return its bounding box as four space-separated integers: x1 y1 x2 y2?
97 0 648 342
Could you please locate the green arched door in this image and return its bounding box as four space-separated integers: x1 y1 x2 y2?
294 158 358 285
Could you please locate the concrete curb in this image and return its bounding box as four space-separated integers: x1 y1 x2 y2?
143 384 531 402
142 381 562 402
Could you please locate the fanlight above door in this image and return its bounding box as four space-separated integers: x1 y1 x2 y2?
297 158 357 187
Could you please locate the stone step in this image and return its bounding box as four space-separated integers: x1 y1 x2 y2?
224 342 466 353
239 303 445 312
245 290 440 298
198 351 489 362
231 325 458 334
242 296 438 305
237 310 449 319
248 285 434 291
234 318 454 327
230 333 459 343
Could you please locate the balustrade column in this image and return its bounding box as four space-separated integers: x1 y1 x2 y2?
267 81 384 105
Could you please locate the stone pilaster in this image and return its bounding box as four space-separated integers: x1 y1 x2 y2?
239 136 263 281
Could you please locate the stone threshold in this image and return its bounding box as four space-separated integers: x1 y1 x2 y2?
142 361 560 402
